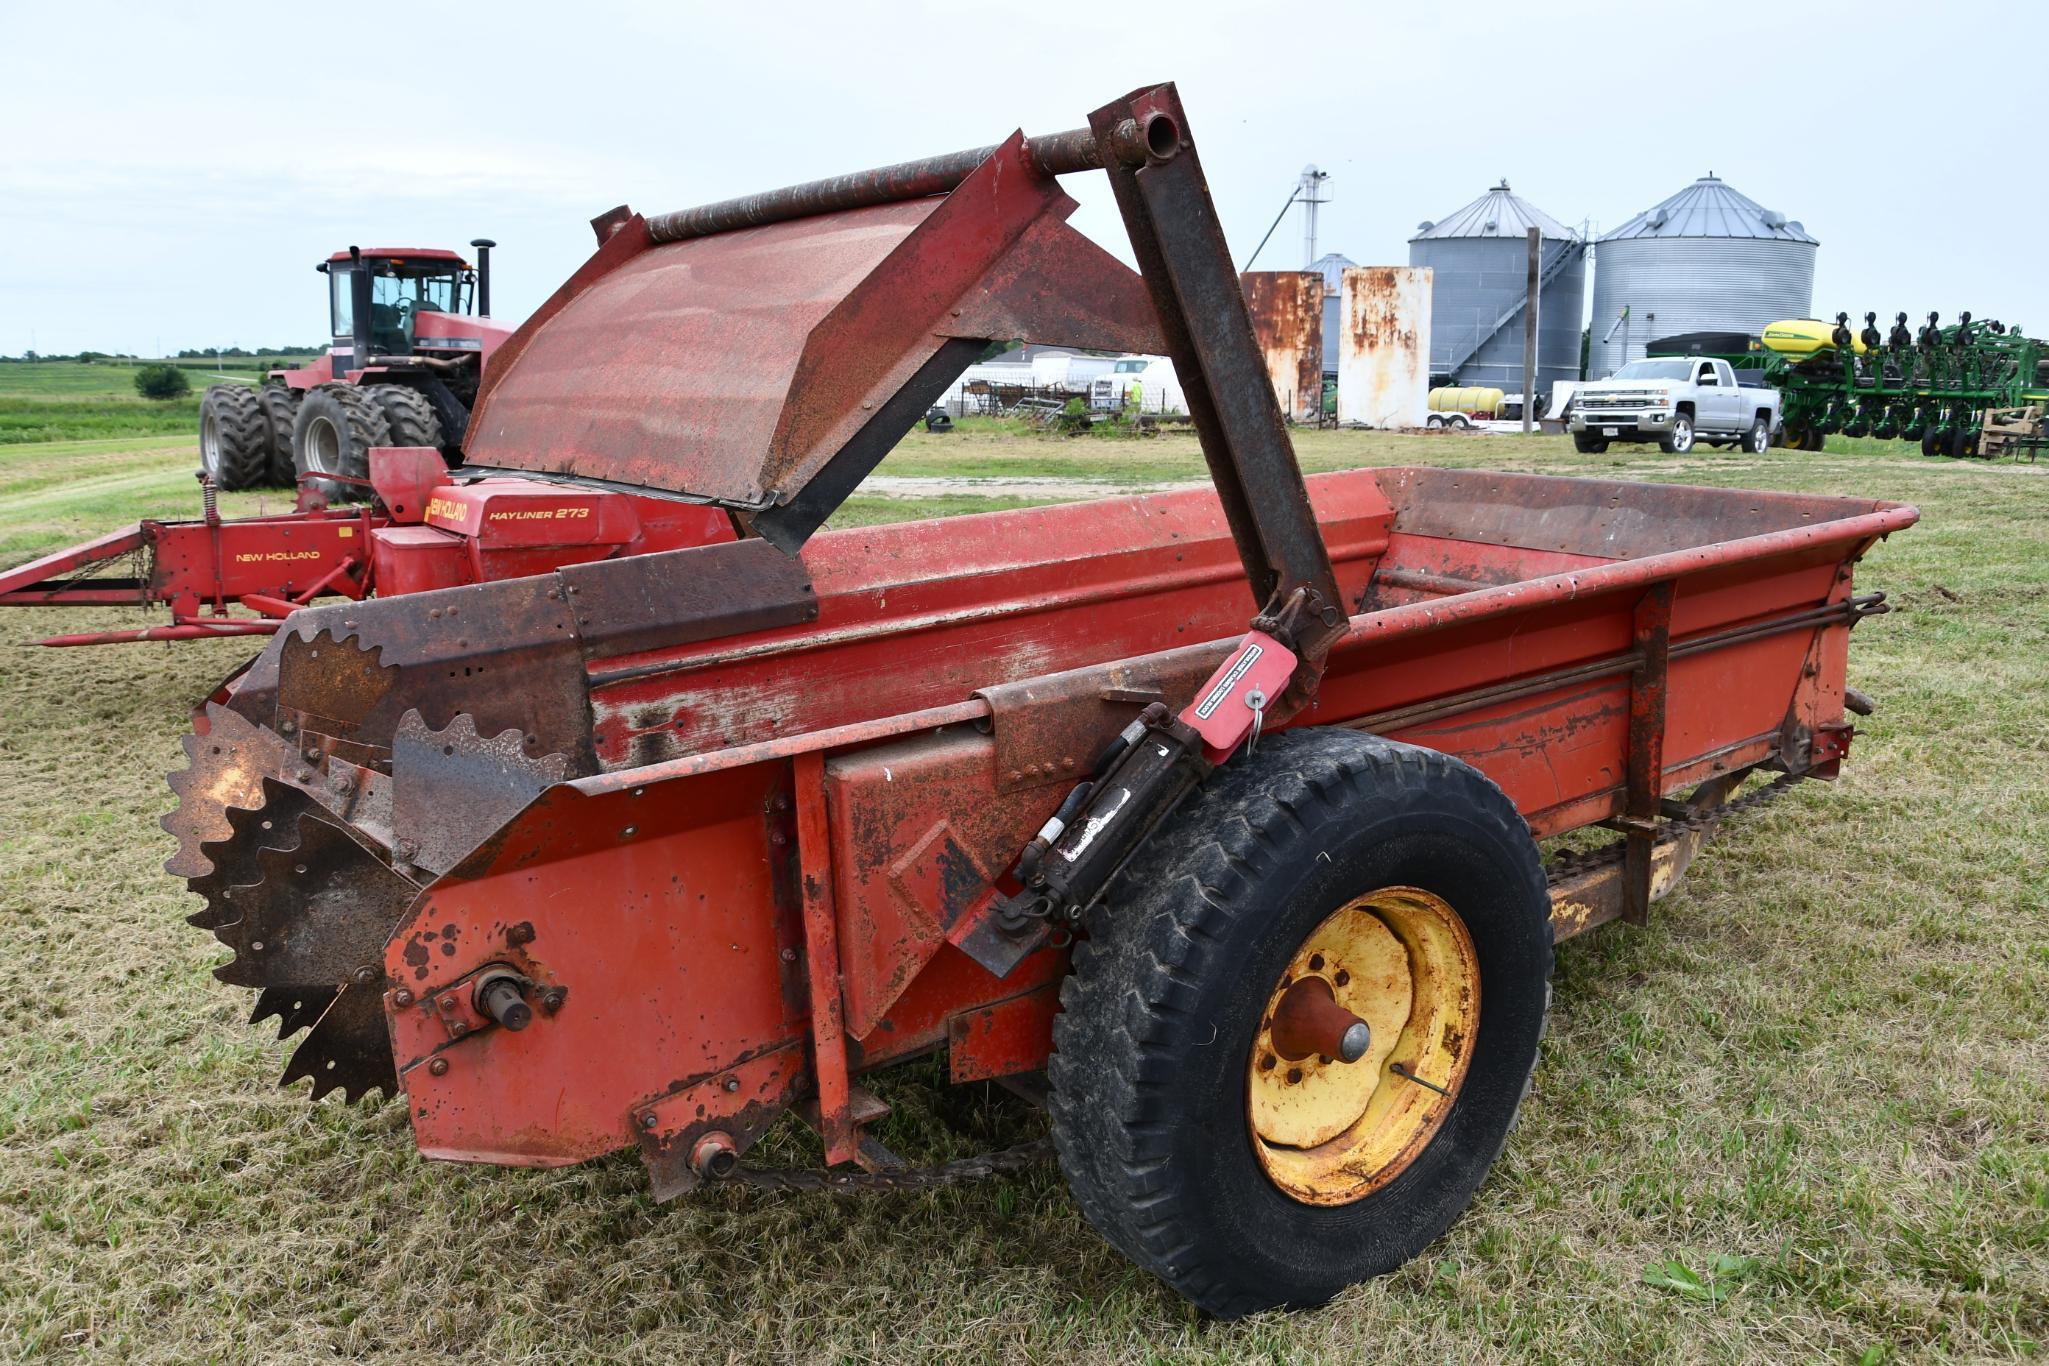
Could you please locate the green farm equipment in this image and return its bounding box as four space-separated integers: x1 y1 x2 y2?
1651 312 2049 458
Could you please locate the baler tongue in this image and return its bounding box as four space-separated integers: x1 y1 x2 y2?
462 130 1165 550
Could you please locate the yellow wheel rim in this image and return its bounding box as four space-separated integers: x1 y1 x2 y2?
1247 886 1479 1206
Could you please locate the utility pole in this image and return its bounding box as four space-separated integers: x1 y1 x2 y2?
1522 227 1540 434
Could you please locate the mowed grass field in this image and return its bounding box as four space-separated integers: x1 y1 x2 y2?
1 424 2044 1361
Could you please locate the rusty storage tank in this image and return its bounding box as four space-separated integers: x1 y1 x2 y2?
1241 271 1324 422
1408 182 1586 396
1335 265 1431 429
1310 252 1357 376
1588 174 1816 379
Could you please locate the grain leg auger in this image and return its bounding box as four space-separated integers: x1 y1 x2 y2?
165 83 1915 1317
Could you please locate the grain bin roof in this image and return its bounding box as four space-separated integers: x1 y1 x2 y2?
1600 174 1818 243
1310 252 1357 293
1410 182 1575 242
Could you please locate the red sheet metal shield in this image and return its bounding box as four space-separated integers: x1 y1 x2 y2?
464 133 1162 525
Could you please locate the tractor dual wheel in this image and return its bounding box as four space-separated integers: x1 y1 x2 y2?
199 384 271 491
259 386 301 487
1048 729 1553 1317
367 383 446 452
292 384 395 502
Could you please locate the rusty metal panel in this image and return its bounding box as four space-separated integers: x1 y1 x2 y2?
463 135 1161 530
1241 271 1325 422
1337 266 1432 428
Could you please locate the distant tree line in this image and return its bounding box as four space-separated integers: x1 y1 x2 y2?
2 345 324 364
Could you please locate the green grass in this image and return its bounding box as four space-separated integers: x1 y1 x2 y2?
0 362 255 446
0 427 2045 1360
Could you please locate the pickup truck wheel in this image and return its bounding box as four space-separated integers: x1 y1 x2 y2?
1047 729 1553 1318
1571 432 1608 454
1741 415 1771 454
1658 413 1694 454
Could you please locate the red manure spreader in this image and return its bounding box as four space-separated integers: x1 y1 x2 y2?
156 84 1914 1315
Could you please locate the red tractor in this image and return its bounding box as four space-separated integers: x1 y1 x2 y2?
197 241 514 491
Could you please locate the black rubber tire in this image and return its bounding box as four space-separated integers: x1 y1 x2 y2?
1951 426 1980 459
291 384 392 502
199 384 270 491
1740 415 1771 454
1922 429 1945 458
1047 729 1554 1318
259 386 301 487
1658 412 1694 454
365 383 445 451
1571 432 1608 454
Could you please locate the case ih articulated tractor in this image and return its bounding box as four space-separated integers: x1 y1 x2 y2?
197 240 513 492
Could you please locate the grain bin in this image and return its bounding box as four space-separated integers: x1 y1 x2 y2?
1408 183 1586 396
1588 175 1816 379
1311 252 1357 376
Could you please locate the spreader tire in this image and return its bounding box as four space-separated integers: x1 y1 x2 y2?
200 384 270 491
292 383 391 502
259 386 301 487
1048 729 1553 1318
365 383 445 452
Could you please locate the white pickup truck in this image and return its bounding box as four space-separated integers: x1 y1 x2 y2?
1569 357 1781 455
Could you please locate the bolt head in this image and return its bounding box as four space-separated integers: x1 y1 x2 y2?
780 948 798 963
439 996 457 1011
449 1020 468 1038
641 1112 659 1130
722 1077 741 1093
352 965 379 987
540 989 565 1012
428 1058 449 1077
507 923 534 945
394 989 415 1008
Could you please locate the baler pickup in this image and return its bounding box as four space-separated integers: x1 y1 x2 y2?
161 83 1916 1318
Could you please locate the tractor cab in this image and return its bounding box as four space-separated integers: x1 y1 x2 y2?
319 248 476 360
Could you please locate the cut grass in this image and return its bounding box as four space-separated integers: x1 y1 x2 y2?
0 427 2044 1360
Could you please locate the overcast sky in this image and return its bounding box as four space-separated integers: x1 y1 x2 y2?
2 0 2041 357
